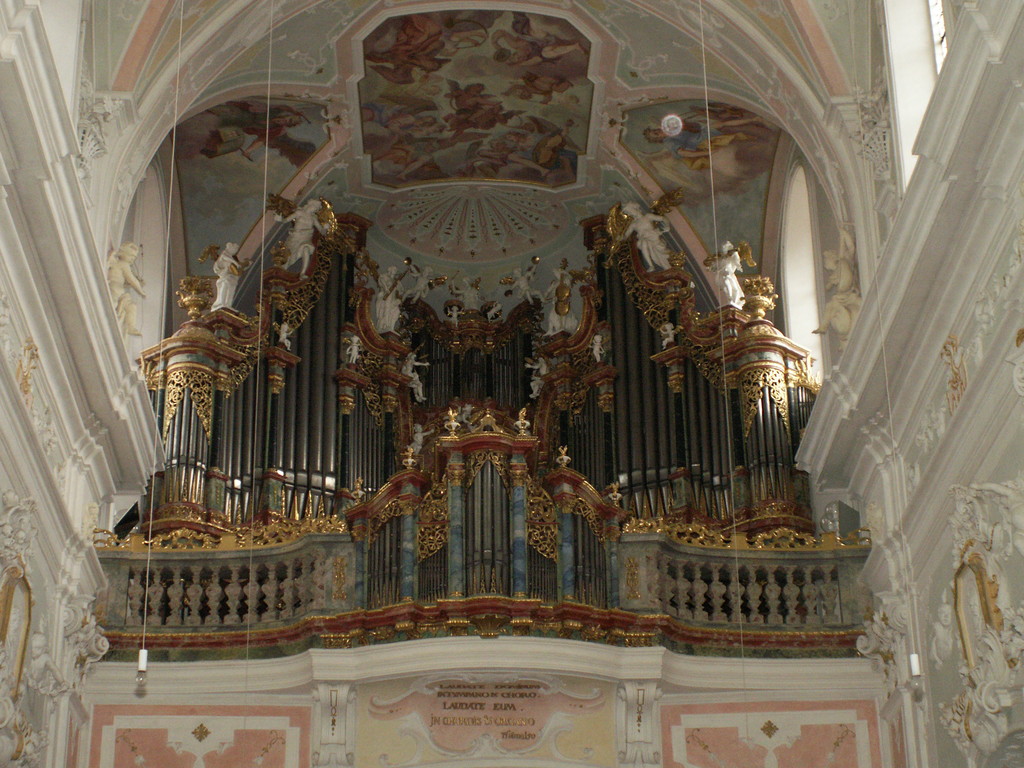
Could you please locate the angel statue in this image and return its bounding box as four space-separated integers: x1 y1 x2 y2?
202 242 250 311
408 423 434 454
374 265 407 334
106 241 145 336
622 201 673 271
526 356 549 399
501 258 542 303
268 195 331 274
814 225 862 347
401 352 430 402
542 263 579 336
704 240 755 309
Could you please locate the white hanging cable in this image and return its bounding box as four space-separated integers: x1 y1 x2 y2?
243 0 278 705
137 0 188 688
697 0 750 719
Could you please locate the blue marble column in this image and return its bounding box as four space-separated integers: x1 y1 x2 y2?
353 535 366 608
400 512 415 601
448 457 465 596
511 479 527 597
559 506 575 601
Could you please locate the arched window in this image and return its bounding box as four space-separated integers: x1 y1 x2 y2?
780 166 823 372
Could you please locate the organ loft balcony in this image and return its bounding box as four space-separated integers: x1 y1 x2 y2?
95 195 868 661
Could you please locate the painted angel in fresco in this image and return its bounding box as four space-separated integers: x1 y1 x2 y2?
492 12 587 67
444 81 520 140
366 14 451 85
504 72 573 104
200 101 314 167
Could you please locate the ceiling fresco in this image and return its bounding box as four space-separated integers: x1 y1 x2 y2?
357 10 593 188
621 100 781 261
172 98 329 269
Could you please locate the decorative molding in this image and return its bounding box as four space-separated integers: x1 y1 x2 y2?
856 590 908 695
617 680 661 768
0 491 37 569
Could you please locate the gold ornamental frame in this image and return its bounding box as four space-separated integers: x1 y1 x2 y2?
0 565 32 698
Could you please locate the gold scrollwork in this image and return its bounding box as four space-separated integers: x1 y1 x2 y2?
737 365 789 437
568 498 605 542
526 480 557 560
367 499 416 544
162 367 214 440
466 450 510 486
624 557 640 599
332 556 348 600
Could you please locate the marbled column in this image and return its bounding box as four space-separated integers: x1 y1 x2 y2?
353 535 366 607
608 538 619 608
511 479 527 597
447 455 465 597
559 505 575 601
400 511 415 601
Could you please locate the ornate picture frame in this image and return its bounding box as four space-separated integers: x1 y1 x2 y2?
0 565 32 698
953 553 1002 669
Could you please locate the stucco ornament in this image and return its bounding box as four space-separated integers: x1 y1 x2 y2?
940 480 1024 763
856 590 908 694
1 491 37 567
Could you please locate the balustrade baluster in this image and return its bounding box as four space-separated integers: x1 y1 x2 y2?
127 570 144 626
244 565 262 624
691 567 708 621
820 571 840 623
675 566 692 620
262 565 281 622
224 565 243 624
783 566 802 625
764 571 782 625
204 569 225 626
280 560 297 618
146 571 164 627
746 572 764 624
709 566 727 622
166 566 185 625
184 567 203 626
727 571 744 623
804 569 822 625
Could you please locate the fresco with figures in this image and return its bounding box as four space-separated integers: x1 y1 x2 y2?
621 100 781 260
359 10 593 188
174 98 328 269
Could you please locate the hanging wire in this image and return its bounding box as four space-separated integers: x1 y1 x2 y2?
243 0 278 707
137 0 188 689
697 0 751 721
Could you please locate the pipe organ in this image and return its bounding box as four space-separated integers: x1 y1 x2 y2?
134 193 823 628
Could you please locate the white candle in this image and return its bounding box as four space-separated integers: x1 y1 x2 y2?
137 648 148 672
909 652 921 677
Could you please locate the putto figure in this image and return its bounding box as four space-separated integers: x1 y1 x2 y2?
205 242 249 311
106 241 146 336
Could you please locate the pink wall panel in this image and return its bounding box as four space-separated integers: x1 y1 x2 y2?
660 699 882 768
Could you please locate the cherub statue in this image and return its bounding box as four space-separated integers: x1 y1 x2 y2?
484 301 502 322
814 225 862 347
278 321 293 350
555 445 571 467
106 241 146 336
659 322 676 349
445 303 462 325
591 332 606 362
526 357 549 399
401 352 429 402
408 423 434 454
344 335 362 365
205 242 249 311
374 266 405 334
352 476 365 501
404 262 436 304
273 197 326 274
457 402 474 426
501 260 542 303
26 632 67 697
451 275 483 310
622 201 673 271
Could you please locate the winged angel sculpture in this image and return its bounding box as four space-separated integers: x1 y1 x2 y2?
607 188 686 272
266 194 337 274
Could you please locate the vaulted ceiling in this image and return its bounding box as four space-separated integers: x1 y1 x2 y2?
89 0 882 304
